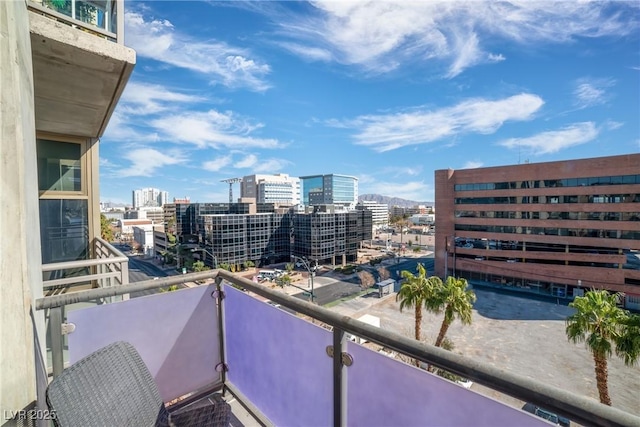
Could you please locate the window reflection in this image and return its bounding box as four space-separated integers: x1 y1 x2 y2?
39 199 89 263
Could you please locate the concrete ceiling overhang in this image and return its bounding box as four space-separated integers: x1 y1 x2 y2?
29 11 135 138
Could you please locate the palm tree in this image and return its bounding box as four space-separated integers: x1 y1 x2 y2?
434 276 476 348
566 290 634 405
615 313 640 367
397 264 441 365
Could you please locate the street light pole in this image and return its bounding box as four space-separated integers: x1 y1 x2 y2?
192 248 218 269
291 255 314 303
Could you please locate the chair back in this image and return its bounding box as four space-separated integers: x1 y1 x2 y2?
47 341 169 426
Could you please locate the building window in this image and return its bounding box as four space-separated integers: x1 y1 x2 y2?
37 136 90 264
39 199 89 263
37 139 83 192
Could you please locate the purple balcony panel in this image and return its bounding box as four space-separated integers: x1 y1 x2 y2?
67 285 222 402
346 342 548 427
223 285 333 426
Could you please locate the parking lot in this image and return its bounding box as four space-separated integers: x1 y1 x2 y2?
332 287 640 417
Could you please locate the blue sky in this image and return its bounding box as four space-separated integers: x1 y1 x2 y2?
100 1 640 206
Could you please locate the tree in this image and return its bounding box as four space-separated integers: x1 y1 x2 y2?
218 262 231 272
100 214 114 241
434 277 476 348
167 232 177 245
616 313 640 367
377 266 390 281
244 260 255 268
396 264 440 365
276 274 292 287
192 261 210 272
285 263 294 274
566 290 637 405
357 270 375 290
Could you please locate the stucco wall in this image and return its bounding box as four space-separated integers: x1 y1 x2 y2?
0 0 46 419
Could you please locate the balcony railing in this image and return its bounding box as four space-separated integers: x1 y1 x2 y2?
27 0 123 43
42 237 128 292
35 270 640 427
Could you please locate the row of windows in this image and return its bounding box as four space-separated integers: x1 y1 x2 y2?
454 224 640 240
455 194 640 205
453 238 624 255
455 254 635 270
456 211 640 221
454 174 640 192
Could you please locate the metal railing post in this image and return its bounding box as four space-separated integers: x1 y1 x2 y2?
333 328 347 427
49 307 64 379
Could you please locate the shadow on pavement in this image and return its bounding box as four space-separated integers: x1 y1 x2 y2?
472 288 574 321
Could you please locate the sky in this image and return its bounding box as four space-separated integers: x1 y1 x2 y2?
100 1 640 206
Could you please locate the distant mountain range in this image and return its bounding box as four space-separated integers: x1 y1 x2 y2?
359 194 433 207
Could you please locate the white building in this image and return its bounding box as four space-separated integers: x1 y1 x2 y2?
132 188 169 208
409 214 435 225
133 225 156 256
124 206 164 224
241 174 301 205
358 201 389 228
118 219 153 235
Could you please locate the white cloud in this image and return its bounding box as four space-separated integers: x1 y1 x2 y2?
364 181 432 201
253 158 291 173
604 120 623 131
150 110 282 149
337 93 544 152
498 122 599 155
119 148 186 177
274 2 637 76
125 10 271 91
573 78 615 109
119 82 204 115
203 155 233 172
235 154 259 168
462 161 483 169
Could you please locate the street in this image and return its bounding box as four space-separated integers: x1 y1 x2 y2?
291 255 435 305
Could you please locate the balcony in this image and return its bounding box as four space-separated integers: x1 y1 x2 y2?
42 237 129 293
27 0 135 138
36 270 639 426
27 0 122 42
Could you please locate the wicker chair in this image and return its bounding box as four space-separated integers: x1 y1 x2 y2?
46 341 231 427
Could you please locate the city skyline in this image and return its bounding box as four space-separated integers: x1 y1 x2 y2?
100 1 639 205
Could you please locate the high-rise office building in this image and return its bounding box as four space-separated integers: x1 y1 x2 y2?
300 174 358 210
241 174 300 205
132 188 169 208
358 201 389 228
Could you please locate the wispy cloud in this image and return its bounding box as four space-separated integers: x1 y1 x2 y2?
235 154 258 168
119 82 204 115
498 122 599 155
119 148 186 177
335 93 544 152
203 155 233 172
462 161 483 169
272 2 637 77
254 158 291 173
125 10 271 91
150 110 282 149
573 78 615 109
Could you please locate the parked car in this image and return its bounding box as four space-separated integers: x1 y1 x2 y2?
522 403 570 427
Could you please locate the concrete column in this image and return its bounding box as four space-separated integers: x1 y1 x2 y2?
0 1 46 417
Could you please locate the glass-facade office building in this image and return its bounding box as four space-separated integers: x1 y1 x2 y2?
434 154 640 310
300 174 358 209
